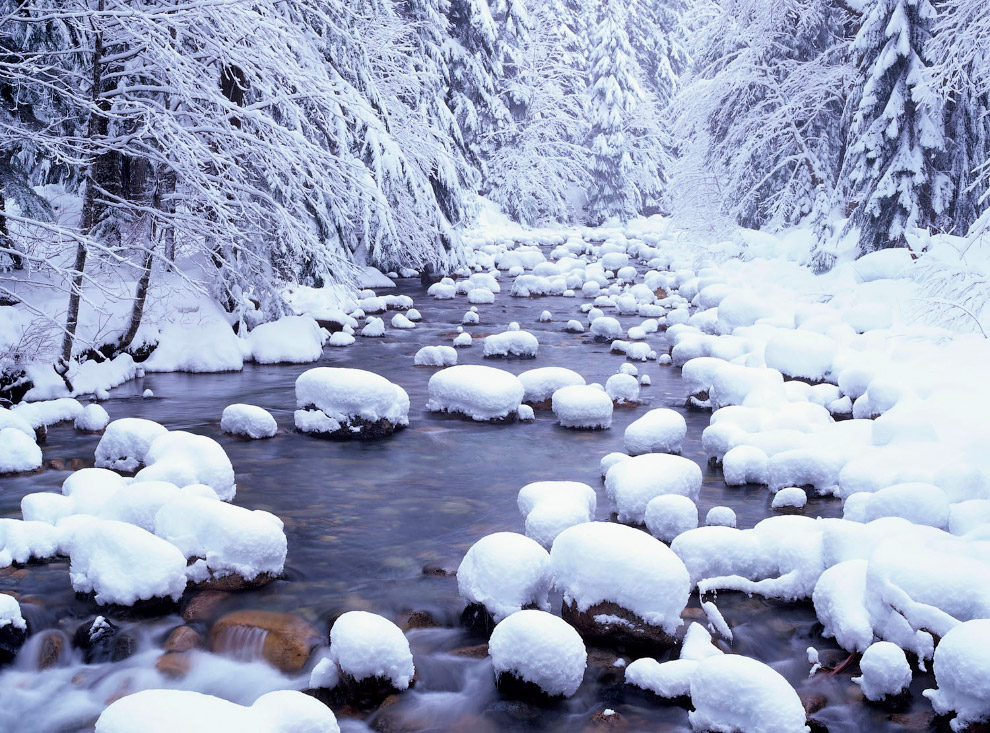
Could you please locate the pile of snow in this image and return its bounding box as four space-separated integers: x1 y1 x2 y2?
391 313 415 329
360 317 386 337
295 367 409 437
519 367 585 405
626 657 697 700
95 418 169 472
764 329 835 381
427 365 524 422
413 345 457 367
96 689 339 733
644 495 699 543
923 620 990 731
0 428 42 474
12 397 83 428
604 454 702 524
248 316 325 364
550 522 689 636
551 385 613 429
457 532 551 621
328 611 414 689
74 403 110 432
144 322 245 373
136 431 236 501
605 373 640 404
0 518 59 566
706 506 737 528
483 330 539 358
852 641 911 701
590 317 623 340
0 406 34 437
517 481 597 547
0 593 25 631
489 610 587 698
772 487 807 510
624 409 686 455
221 404 277 439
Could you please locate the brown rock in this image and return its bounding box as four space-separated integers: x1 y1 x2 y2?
450 643 489 659
181 590 230 622
164 626 202 652
156 652 191 679
401 610 441 631
37 630 66 670
211 610 321 673
189 571 279 592
888 711 935 729
562 600 677 652
588 709 626 729
421 564 455 578
48 458 66 471
801 693 827 716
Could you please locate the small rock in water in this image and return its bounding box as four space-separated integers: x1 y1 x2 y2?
181 590 230 622
164 625 203 653
73 616 136 664
210 610 321 673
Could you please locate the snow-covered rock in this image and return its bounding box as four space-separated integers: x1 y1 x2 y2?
221 404 277 439
427 365 524 422
772 487 808 511
13 397 83 428
457 532 551 622
517 481 597 547
519 367 585 406
0 406 35 437
0 593 25 631
923 619 990 732
248 316 325 364
135 431 236 501
624 409 686 455
483 330 539 358
0 518 59 565
605 373 640 404
390 313 415 329
564 319 585 333
413 345 457 367
294 367 409 438
0 428 42 474
644 495 698 543
764 330 835 381
328 611 414 690
551 385 613 429
95 418 169 472
853 641 911 702
489 610 587 698
625 657 697 699
705 506 737 528
144 322 244 373
604 454 702 524
590 317 623 340
360 317 386 337
74 403 110 432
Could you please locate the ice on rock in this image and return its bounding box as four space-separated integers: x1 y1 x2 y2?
0 427 42 474
764 330 835 381
645 494 699 543
853 641 911 701
519 367 585 405
604 454 702 524
390 313 416 329
427 365 524 422
550 522 689 636
605 373 639 404
295 367 409 437
489 609 587 698
923 620 990 732
155 494 286 585
0 593 25 631
689 655 809 733
413 345 457 367
96 689 339 733
843 483 949 529
136 431 236 501
65 519 188 605
551 385 613 429
221 404 277 439
772 487 808 510
74 403 109 432
626 657 697 699
705 506 737 528
590 317 623 340
457 532 551 621
328 611 414 690
624 409 686 455
483 330 539 358
248 316 325 364
722 445 769 485
517 481 597 547
95 418 169 472
360 317 386 337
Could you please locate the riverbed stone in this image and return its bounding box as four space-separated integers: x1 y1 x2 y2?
164 625 202 652
562 600 677 652
210 610 321 673
181 590 230 622
0 622 26 665
156 651 192 679
73 617 136 664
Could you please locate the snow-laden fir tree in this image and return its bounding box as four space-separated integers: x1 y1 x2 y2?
840 0 949 255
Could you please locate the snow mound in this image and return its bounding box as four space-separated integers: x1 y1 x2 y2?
414 345 457 367
519 367 585 405
457 532 551 621
0 593 25 631
625 657 697 699
221 404 277 439
483 330 539 358
295 367 409 437
644 495 699 543
853 641 911 701
390 313 415 329
136 431 236 501
95 418 169 472
772 487 807 509
624 409 686 455
0 518 59 565
75 403 110 432
0 428 42 474
604 454 702 524
489 609 587 698
706 506 737 528
590 317 623 340
144 322 244 373
13 397 83 428
329 611 414 689
427 365 524 422
248 315 325 364
0 406 34 437
605 373 640 404
924 619 990 732
517 481 597 547
360 317 386 337
551 385 613 429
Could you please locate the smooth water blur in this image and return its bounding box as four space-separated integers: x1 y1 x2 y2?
0 278 932 732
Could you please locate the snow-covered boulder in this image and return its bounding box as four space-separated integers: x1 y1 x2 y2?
764 330 835 382
489 610 587 699
604 454 703 524
644 494 699 543
590 317 623 340
458 532 551 623
95 418 169 472
551 385 613 429
221 404 277 439
328 611 414 699
294 367 409 438
74 403 110 432
550 522 689 647
723 445 770 486
483 330 539 358
605 373 640 404
413 345 457 367
143 322 245 373
0 427 42 475
427 365 524 422
517 481 597 547
0 406 34 437
518 367 585 407
705 506 737 528
0 518 59 566
853 641 911 702
360 317 386 337
625 658 698 700
772 487 808 512
923 620 990 732
135 431 236 501
624 409 686 455
390 313 415 329
248 315 325 364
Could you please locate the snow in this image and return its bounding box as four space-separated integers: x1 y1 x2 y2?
843 483 949 528
550 522 689 634
0 593 25 631
772 487 808 509
413 345 457 367
605 373 639 404
590 316 623 340
74 403 110 432
0 407 34 437
722 445 769 486
327 332 354 347
427 365 524 421
95 418 169 472
457 532 551 621
483 330 539 358
452 332 472 347
0 428 42 474
564 319 585 333
96 689 339 733
604 454 702 523
551 385 613 429
923 620 990 732
853 641 911 701
221 404 277 439
248 316 325 364
705 506 737 528
144 322 245 373
391 313 415 329
328 611 414 689
624 409 686 455
688 655 809 733
625 658 697 699
295 367 409 435
467 287 495 304
360 317 386 337
0 518 59 565
518 367 585 404
65 519 188 605
489 609 587 697
764 329 836 381
517 481 597 547
12 397 83 428
136 431 236 501
645 494 699 543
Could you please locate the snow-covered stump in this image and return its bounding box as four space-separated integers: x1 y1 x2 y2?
323 611 415 707
457 532 551 633
551 385 613 430
0 594 27 665
220 404 277 439
550 522 690 652
489 610 587 701
294 367 410 439
518 367 585 409
624 409 687 455
427 365 525 423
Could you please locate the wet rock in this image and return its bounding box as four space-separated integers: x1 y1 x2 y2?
296 409 406 441
181 590 230 622
801 693 827 716
189 570 279 592
460 603 497 635
37 629 68 670
210 610 321 673
47 458 66 471
450 643 489 659
888 711 935 729
156 651 191 679
401 610 440 631
164 625 202 652
495 670 562 703
421 564 455 578
562 600 677 653
587 709 626 730
338 673 409 710
73 617 136 664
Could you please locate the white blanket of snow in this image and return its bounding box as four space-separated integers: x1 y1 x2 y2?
328 611 414 689
624 409 686 455
95 418 169 472
604 454 702 524
457 532 551 621
0 427 42 474
135 431 236 501
518 367 585 404
295 367 409 432
413 345 457 367
550 522 689 634
0 406 34 437
483 330 539 358
551 385 613 429
517 481 597 547
96 689 339 733
489 609 587 697
221 404 278 439
248 315 325 364
143 322 245 373
427 365 524 421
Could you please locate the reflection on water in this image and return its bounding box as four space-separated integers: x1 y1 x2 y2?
0 279 928 731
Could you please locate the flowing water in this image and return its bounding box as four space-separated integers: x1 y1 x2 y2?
0 277 937 732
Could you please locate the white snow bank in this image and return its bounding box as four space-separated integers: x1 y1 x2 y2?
328 611 414 689
457 532 551 621
489 609 587 697
427 365 524 421
144 322 244 373
624 409 686 455
221 404 277 439
248 316 325 364
12 397 83 428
